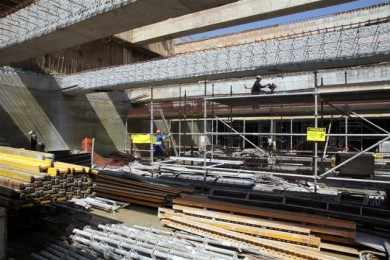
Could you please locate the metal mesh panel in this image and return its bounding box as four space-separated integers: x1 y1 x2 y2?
59 21 390 94
0 0 132 49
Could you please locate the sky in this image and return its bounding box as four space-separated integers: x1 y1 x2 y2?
178 0 389 43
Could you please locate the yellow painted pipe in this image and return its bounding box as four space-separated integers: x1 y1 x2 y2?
0 166 43 182
0 154 52 170
0 146 54 160
0 159 46 175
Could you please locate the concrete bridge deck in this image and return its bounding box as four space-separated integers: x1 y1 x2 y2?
0 0 237 65
59 19 390 95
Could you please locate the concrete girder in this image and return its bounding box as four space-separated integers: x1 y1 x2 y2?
115 0 354 45
58 20 390 95
127 63 390 101
175 3 390 54
0 0 237 65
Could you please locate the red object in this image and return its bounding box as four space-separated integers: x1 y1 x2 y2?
81 137 92 152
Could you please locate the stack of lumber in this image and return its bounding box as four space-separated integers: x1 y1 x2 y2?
159 195 364 260
94 173 192 208
0 146 95 207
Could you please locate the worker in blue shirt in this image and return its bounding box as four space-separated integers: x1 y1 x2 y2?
154 129 166 159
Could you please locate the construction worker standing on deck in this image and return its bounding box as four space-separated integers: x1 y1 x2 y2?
251 76 276 94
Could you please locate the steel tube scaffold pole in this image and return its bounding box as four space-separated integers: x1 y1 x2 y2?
150 87 154 165
345 116 349 152
320 134 390 179
313 73 319 193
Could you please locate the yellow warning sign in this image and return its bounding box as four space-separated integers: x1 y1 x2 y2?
131 134 156 144
306 127 326 142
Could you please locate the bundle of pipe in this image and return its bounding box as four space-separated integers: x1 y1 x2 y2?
94 172 192 208
0 146 95 207
158 195 380 259
32 224 272 260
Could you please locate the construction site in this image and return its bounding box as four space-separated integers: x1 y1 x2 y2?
0 0 390 259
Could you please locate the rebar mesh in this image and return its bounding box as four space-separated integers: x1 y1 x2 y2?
59 20 390 94
0 0 133 49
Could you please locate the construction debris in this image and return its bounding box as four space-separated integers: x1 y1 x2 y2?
0 146 95 207
94 171 192 208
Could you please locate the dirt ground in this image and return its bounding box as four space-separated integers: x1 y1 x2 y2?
91 204 162 228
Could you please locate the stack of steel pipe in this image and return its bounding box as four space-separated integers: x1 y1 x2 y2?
94 172 192 208
0 146 95 207
32 224 270 260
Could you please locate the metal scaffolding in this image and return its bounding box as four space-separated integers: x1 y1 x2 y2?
60 19 390 94
0 0 132 49
200 73 390 189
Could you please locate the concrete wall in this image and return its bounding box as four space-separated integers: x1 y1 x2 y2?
14 38 158 74
0 67 129 154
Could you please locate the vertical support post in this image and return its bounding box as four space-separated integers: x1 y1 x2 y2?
204 83 207 147
91 138 95 168
313 73 319 193
243 119 246 149
345 116 349 152
211 119 214 159
203 93 208 192
216 119 219 147
290 119 293 152
178 120 182 156
125 119 128 152
150 88 154 165
270 119 275 143
179 87 182 155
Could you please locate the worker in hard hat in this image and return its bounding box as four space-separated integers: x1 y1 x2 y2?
250 76 276 94
154 129 166 159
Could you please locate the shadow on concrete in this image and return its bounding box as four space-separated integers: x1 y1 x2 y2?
0 68 131 154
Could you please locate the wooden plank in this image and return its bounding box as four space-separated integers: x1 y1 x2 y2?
171 205 311 234
161 219 300 260
159 209 321 247
320 243 360 256
163 214 339 260
175 195 356 230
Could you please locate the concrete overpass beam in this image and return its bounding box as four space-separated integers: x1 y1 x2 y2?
0 0 237 65
116 0 354 45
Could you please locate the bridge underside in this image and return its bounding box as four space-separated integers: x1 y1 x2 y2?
0 0 236 65
59 19 390 95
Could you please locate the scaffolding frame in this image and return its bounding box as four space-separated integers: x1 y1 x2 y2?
200 72 390 189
